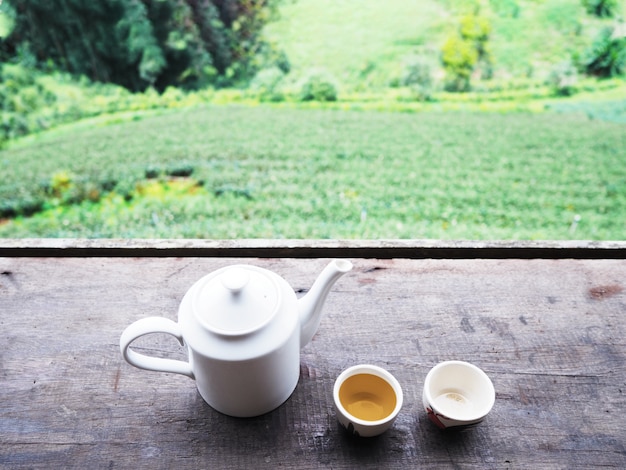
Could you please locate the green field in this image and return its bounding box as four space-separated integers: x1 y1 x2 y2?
1 105 624 239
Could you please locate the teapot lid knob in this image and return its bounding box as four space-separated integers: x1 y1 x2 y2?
220 268 249 294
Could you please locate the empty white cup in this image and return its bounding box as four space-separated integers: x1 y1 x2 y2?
422 360 495 429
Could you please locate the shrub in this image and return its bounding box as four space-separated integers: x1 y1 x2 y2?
1 113 28 143
166 163 195 178
0 63 57 143
252 41 291 75
401 55 435 101
582 0 618 18
547 61 578 96
47 170 103 205
441 34 476 92
249 67 286 102
114 178 137 202
145 165 162 179
5 195 44 217
298 69 338 102
50 170 75 198
583 25 626 78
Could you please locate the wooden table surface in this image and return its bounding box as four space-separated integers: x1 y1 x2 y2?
1 246 625 468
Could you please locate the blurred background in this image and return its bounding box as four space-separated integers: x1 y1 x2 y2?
0 0 624 239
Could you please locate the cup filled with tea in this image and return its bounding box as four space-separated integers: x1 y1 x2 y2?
422 360 495 430
333 364 403 437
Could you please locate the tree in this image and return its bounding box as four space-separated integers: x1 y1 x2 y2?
440 12 492 92
583 25 626 78
0 0 280 91
582 0 619 18
441 34 477 92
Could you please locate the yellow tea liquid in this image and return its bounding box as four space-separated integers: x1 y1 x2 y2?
339 373 396 421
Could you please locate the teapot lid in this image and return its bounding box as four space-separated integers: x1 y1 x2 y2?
192 265 280 336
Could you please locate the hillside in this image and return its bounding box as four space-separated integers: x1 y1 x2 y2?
263 0 626 89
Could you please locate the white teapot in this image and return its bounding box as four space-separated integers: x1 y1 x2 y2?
120 260 352 417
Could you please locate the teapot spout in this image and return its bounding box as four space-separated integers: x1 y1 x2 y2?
298 259 352 347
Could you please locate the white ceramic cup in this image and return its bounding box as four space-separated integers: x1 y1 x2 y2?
422 360 495 430
333 364 403 437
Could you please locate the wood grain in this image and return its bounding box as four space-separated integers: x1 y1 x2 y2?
1 256 625 468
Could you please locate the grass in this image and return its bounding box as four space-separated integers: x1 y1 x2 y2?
264 0 447 88
1 105 624 239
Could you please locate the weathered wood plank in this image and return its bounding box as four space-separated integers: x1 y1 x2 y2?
1 238 626 259
1 257 625 468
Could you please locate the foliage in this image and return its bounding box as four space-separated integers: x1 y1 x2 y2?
547 61 579 96
0 9 13 38
489 0 520 18
256 41 291 75
0 63 220 146
400 55 435 101
441 12 492 92
249 66 286 102
2 0 626 146
1 106 624 240
0 63 55 143
0 0 282 91
298 69 338 101
582 25 626 77
582 0 619 18
264 0 626 93
441 34 477 92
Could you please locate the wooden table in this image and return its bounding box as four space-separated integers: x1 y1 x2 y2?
1 240 625 469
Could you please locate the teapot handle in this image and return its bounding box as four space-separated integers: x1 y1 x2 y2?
120 317 194 379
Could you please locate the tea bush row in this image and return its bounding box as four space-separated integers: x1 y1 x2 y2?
1 106 624 240
0 162 201 219
1 62 344 146
3 39 626 147
3 61 625 154
0 64 220 146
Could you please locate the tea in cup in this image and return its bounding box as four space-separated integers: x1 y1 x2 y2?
422 360 495 430
333 364 403 437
